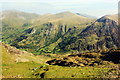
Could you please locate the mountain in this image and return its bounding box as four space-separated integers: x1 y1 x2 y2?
33 11 94 27
54 14 119 53
77 15 119 50
104 14 118 22
76 13 97 19
1 10 38 27
1 10 39 43
1 10 95 54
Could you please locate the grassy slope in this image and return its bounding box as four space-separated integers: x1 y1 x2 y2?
1 43 119 78
33 11 94 28
1 43 51 78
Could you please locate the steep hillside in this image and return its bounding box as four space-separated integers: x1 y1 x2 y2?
54 14 119 53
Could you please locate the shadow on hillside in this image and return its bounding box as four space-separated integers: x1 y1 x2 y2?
101 49 120 64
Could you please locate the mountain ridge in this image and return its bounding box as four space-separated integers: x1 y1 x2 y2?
1 10 119 54
76 13 97 19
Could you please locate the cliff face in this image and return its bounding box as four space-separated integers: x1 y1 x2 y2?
55 16 119 52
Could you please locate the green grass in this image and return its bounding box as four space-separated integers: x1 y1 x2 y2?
1 44 50 78
2 62 44 78
33 65 111 78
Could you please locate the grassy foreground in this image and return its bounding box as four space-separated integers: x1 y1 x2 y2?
2 62 113 78
1 44 119 78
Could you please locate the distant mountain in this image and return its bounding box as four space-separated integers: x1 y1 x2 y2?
1 10 39 27
1 10 39 44
33 11 94 27
76 13 97 19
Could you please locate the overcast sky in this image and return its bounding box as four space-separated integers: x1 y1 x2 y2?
0 0 119 18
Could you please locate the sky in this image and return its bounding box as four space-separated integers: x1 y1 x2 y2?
0 0 119 18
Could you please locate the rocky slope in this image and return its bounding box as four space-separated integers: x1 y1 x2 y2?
54 14 119 53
